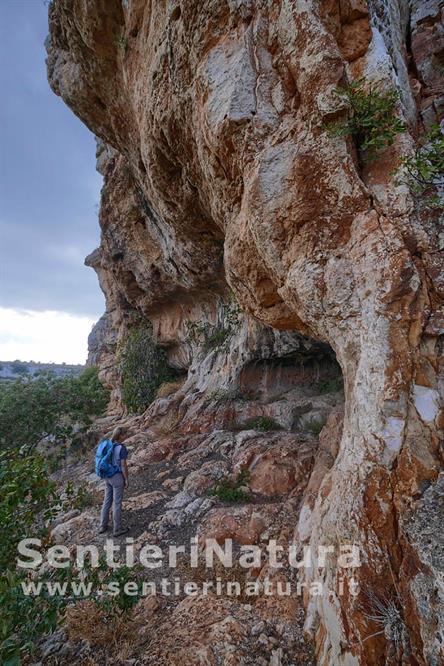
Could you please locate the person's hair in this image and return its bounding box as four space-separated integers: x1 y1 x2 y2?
111 426 125 442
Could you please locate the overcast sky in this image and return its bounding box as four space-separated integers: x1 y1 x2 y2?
0 0 104 363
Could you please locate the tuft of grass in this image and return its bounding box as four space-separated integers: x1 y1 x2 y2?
114 34 128 50
326 78 405 161
207 388 256 404
305 420 324 436
360 591 410 657
156 378 186 399
209 470 251 503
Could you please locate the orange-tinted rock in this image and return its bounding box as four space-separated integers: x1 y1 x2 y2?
234 438 315 497
198 505 281 546
47 0 444 663
338 18 372 62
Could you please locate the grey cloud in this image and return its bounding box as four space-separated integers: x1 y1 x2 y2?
0 0 104 318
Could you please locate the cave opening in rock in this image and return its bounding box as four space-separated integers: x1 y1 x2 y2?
239 342 343 403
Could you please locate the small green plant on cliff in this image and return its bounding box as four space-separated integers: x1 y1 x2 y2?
397 123 444 208
186 297 242 354
114 34 128 51
120 324 177 413
327 78 405 161
209 470 251 503
305 419 324 436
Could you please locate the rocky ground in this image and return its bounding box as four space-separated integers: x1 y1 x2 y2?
37 364 343 665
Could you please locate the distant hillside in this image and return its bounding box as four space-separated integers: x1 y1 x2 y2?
0 360 84 381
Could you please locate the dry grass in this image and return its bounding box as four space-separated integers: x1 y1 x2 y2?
65 601 133 649
64 597 161 660
156 378 186 398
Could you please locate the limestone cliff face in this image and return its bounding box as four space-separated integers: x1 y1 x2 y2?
47 1 443 664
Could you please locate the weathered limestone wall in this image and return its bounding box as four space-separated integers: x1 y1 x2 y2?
47 1 443 663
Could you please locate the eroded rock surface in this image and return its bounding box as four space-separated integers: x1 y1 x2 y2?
47 0 443 664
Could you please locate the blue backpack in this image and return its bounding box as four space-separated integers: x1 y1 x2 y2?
95 439 120 479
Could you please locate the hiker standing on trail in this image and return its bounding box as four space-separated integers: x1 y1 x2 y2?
97 426 129 537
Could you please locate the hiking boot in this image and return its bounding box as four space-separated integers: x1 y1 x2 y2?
98 526 108 534
113 528 129 537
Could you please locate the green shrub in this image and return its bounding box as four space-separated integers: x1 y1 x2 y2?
209 470 251 503
205 328 232 350
120 324 177 413
0 452 59 572
0 570 66 666
327 78 405 161
0 367 109 451
0 451 65 664
64 481 93 511
0 560 141 664
398 123 443 208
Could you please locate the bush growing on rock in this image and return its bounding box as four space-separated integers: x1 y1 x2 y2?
397 123 444 208
209 470 251 503
120 324 177 413
327 78 405 161
0 450 91 663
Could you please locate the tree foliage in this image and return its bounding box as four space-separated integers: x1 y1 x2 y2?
0 451 65 665
0 364 109 664
0 449 137 664
0 367 109 451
